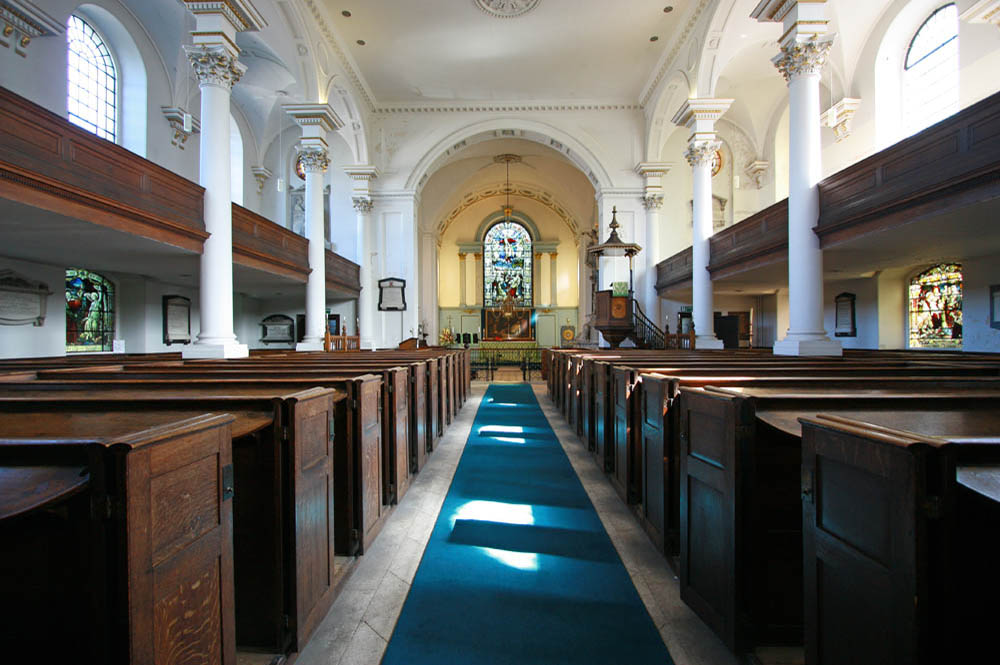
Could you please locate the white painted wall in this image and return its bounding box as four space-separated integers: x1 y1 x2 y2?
961 254 1000 352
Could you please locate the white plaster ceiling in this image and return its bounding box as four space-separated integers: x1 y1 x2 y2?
323 0 690 105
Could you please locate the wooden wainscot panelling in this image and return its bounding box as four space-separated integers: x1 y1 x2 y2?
817 90 1000 245
326 250 362 296
708 199 788 280
231 204 310 282
655 246 693 295
0 86 207 251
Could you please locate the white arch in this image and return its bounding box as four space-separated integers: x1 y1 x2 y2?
404 118 615 192
325 76 370 164
645 69 694 161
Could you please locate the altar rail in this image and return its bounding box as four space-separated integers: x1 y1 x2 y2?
470 345 543 382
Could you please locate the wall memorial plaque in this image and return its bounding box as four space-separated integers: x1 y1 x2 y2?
0 270 51 326
378 277 406 311
261 314 295 344
834 292 857 337
162 295 191 345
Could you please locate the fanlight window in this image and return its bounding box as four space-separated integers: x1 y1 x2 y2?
66 15 117 142
909 263 962 349
484 220 532 308
902 4 958 137
66 268 115 353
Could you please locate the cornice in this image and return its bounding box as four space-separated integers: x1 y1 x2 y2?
374 101 642 114
298 0 377 112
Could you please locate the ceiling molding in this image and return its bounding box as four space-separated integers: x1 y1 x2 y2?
640 0 713 109
297 0 377 112
375 101 642 114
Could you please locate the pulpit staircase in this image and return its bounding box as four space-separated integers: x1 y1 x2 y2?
632 300 666 349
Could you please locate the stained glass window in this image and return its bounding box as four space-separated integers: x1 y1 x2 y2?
66 15 117 142
909 263 962 349
484 220 532 308
903 4 958 137
66 268 115 353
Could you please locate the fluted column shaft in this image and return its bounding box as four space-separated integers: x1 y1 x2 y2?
474 252 484 306
549 252 558 307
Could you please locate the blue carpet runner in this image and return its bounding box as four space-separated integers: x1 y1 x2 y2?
382 384 674 664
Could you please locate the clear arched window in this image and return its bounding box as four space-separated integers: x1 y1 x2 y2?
903 4 958 137
909 263 962 349
66 268 116 353
484 220 533 308
67 15 117 142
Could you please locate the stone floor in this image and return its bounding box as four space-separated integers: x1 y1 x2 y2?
285 382 763 665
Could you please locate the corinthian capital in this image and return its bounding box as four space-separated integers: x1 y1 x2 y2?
772 38 834 83
642 194 664 210
353 197 374 213
297 146 330 174
184 44 246 89
684 140 721 169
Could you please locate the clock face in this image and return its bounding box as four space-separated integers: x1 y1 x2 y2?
561 327 575 341
711 149 723 177
295 154 306 180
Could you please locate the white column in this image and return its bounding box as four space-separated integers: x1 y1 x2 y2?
285 105 341 352
754 0 841 355
474 252 484 306
183 48 247 358
296 148 330 349
549 252 559 307
673 100 732 350
458 252 467 307
353 197 376 350
636 162 671 321
345 166 379 349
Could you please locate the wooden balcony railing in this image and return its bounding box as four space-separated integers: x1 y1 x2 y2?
326 249 361 295
817 89 1000 245
655 246 693 292
656 89 1000 294
708 199 788 279
0 86 206 251
232 203 310 281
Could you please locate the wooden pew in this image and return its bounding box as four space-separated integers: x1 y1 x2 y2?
0 411 238 664
675 385 1000 657
0 384 361 655
799 413 1000 665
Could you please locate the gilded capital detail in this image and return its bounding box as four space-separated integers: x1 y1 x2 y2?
772 39 833 83
684 140 721 169
185 44 246 89
642 194 664 210
353 197 374 213
297 147 330 173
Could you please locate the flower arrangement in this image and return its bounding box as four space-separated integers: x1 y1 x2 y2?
439 327 456 346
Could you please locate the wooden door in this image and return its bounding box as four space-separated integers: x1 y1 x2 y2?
801 420 922 665
286 389 336 650
593 363 612 472
352 376 383 554
410 363 428 472
612 368 633 502
122 414 236 665
427 360 440 446
678 390 739 652
389 368 411 503
640 376 668 552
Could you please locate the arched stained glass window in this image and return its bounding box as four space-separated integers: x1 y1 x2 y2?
484 220 532 308
66 268 115 353
909 263 962 349
903 4 958 137
67 15 117 142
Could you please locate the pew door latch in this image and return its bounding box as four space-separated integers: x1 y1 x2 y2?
222 464 235 501
801 468 815 504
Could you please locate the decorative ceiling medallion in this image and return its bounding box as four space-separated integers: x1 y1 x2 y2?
474 0 540 18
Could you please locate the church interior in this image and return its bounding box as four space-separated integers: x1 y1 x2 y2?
0 0 998 664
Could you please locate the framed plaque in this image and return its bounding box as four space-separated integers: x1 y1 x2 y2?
834 292 856 337
0 270 51 327
162 295 191 345
261 314 295 344
378 277 406 311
